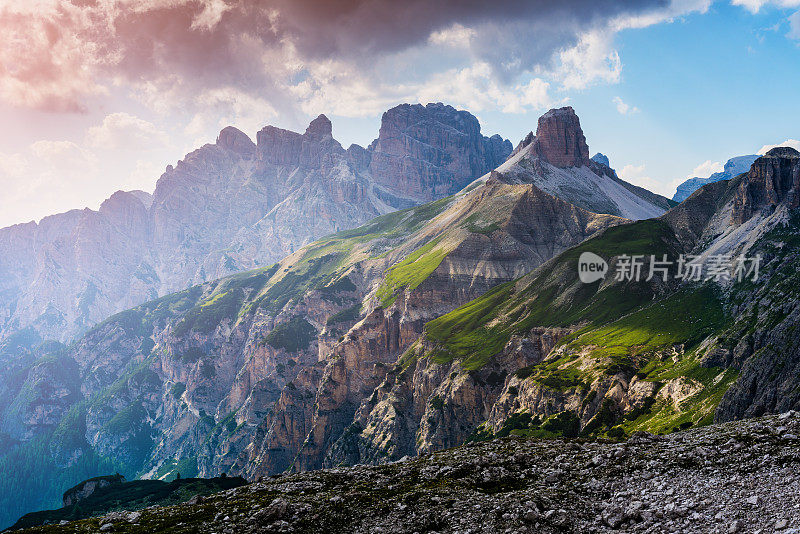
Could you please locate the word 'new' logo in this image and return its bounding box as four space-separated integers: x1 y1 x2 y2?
578 252 608 284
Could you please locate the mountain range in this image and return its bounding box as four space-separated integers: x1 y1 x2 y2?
672 155 759 202
2 104 800 531
0 103 512 346
0 105 676 526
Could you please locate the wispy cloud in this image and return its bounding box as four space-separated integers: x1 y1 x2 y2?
788 10 800 38
731 0 800 13
758 139 800 153
613 96 640 115
619 163 672 196
86 113 169 151
686 160 724 179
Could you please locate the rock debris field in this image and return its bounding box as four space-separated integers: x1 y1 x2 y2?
16 412 800 534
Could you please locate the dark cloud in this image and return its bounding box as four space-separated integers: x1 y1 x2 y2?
0 0 668 112
272 0 665 61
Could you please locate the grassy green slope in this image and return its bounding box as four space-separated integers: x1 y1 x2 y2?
421 218 742 437
425 219 682 370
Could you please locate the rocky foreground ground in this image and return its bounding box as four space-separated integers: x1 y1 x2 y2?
16 413 800 534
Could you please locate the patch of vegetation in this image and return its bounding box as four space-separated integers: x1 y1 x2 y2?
169 268 277 337
173 288 246 337
199 360 216 380
423 219 683 371
532 367 588 392
0 432 126 530
319 276 357 296
252 254 346 315
376 236 450 308
463 213 501 235
425 282 515 370
619 365 739 435
326 304 362 326
566 285 727 363
177 347 204 364
470 411 581 442
170 382 186 400
262 317 318 353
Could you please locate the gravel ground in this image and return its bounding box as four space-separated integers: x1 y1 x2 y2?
14 412 800 534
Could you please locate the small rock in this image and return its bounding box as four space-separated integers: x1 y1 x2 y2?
775 519 789 530
186 494 204 506
523 509 539 522
544 471 560 483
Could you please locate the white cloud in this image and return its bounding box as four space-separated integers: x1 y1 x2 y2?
731 0 800 13
758 138 800 154
619 163 672 196
552 0 712 91
190 0 232 31
0 152 28 178
687 160 724 179
289 60 413 118
126 159 166 192
613 96 640 115
429 24 475 48
86 113 169 150
613 0 712 30
416 63 563 114
30 140 98 170
556 30 621 90
788 10 800 38
193 88 280 138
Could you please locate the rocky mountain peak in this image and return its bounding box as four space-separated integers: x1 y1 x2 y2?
531 106 590 168
304 114 333 141
368 102 511 202
591 152 610 168
216 126 256 157
765 146 800 159
733 146 800 223
127 190 154 210
511 131 535 157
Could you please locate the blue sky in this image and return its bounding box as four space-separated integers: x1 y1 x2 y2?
331 1 800 196
1 0 799 227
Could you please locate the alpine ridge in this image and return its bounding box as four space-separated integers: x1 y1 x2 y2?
0 103 512 346
672 154 759 203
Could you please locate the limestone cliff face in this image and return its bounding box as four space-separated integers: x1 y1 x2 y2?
732 147 800 224
61 475 125 508
0 104 511 345
326 328 574 465
529 107 590 168
368 103 512 203
236 183 625 477
1 354 80 443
